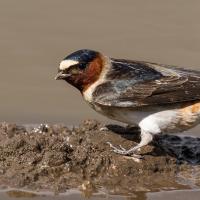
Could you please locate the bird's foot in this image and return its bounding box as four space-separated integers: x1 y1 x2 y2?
106 142 143 159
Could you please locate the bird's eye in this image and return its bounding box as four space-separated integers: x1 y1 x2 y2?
79 63 86 69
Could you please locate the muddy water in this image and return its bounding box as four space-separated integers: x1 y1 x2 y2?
0 0 200 199
1 189 200 200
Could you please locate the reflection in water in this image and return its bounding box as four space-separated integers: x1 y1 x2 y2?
2 188 145 200
7 190 38 198
80 180 97 198
126 192 147 200
2 188 200 200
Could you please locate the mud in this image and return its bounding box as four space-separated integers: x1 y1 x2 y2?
0 120 200 196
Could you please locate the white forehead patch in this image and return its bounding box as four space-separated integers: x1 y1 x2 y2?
59 60 79 70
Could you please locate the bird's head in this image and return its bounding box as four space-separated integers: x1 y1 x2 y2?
55 49 104 92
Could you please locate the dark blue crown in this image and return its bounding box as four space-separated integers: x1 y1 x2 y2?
64 49 98 64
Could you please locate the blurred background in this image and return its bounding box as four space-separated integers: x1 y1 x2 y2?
0 0 200 125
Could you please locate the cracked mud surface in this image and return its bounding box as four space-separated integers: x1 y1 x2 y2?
0 120 200 196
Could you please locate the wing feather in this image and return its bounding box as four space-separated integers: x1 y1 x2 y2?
92 59 200 107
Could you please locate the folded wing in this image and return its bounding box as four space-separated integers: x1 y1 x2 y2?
92 59 200 107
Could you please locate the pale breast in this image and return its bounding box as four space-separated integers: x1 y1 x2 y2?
88 103 160 125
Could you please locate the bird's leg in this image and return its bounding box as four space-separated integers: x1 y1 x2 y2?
107 130 153 157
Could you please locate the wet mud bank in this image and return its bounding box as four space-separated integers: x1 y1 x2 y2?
0 120 200 195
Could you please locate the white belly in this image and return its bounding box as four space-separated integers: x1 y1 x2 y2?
91 103 156 125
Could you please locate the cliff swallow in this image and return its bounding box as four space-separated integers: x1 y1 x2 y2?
55 49 200 158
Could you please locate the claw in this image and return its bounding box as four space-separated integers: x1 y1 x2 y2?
106 141 142 158
107 142 129 155
119 145 126 151
106 142 125 152
106 142 117 149
113 148 130 155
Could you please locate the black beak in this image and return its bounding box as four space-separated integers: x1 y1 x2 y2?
55 71 71 80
